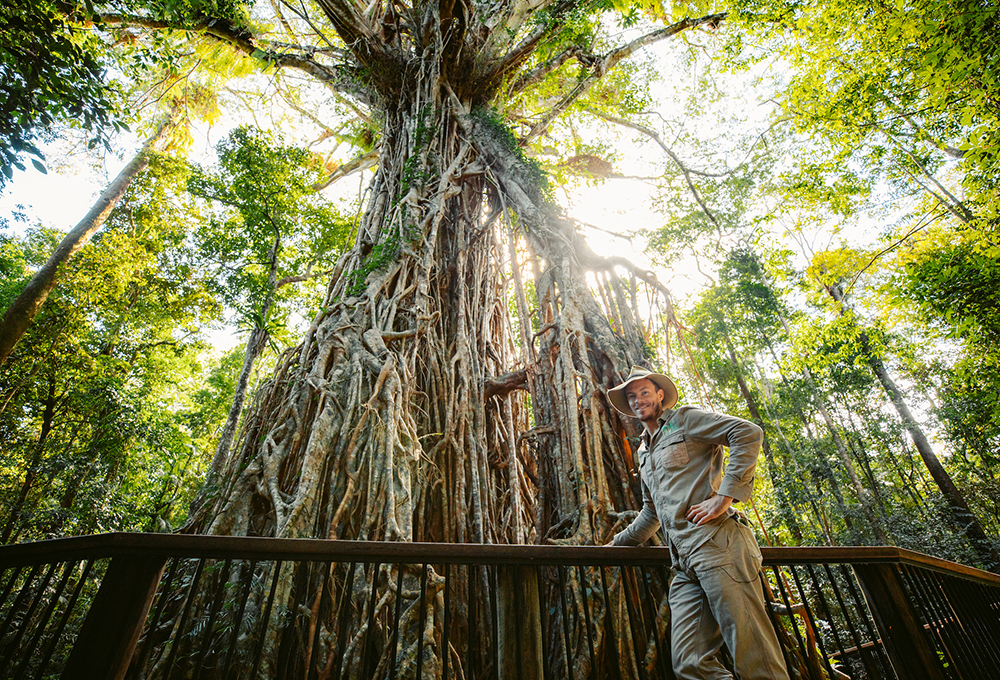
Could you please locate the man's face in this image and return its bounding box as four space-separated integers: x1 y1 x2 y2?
625 378 665 423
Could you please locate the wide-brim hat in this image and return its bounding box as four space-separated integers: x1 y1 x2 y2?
608 366 678 416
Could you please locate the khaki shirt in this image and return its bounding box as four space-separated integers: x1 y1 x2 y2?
613 406 762 557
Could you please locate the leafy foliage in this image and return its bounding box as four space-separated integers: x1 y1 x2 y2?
0 0 123 187
188 126 351 339
0 160 224 539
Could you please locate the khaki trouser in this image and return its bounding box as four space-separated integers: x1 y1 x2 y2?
669 517 789 680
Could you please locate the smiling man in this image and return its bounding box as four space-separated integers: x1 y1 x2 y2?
609 366 789 680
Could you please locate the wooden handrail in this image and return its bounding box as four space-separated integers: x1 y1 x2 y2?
2 532 998 586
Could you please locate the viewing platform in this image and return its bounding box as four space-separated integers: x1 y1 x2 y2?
1 533 998 679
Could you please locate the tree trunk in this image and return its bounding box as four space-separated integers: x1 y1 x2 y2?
824 282 1000 568
0 112 176 367
124 0 724 675
1 372 59 542
801 367 890 544
865 338 1000 567
168 71 658 680
722 331 804 542
203 228 282 489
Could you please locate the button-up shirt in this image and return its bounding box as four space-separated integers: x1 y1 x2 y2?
613 406 762 557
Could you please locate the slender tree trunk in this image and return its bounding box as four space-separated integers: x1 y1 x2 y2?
801 367 890 543
722 331 804 542
824 282 1000 568
196 229 283 520
866 338 1000 567
1 373 59 542
763 339 848 542
0 112 175 367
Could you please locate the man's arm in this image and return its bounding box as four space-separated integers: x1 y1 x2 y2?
682 407 762 503
613 480 660 546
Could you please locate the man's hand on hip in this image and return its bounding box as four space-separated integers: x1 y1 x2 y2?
686 495 733 526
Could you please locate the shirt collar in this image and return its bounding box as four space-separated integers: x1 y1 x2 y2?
641 409 675 447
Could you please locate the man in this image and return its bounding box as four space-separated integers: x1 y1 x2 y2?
608 366 788 680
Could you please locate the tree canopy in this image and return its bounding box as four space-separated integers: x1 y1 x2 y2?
3 0 1000 674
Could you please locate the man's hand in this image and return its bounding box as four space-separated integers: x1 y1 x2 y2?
686 495 733 526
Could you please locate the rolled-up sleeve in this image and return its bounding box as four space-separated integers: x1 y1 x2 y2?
683 409 762 503
614 479 661 545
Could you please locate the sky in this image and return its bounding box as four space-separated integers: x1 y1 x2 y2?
0 24 837 359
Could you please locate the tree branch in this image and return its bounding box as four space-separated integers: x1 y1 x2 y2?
75 9 366 99
313 149 379 190
880 127 974 223
522 12 726 141
485 368 529 399
592 110 721 229
510 45 584 94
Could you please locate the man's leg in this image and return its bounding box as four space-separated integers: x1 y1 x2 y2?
696 520 789 680
668 567 733 680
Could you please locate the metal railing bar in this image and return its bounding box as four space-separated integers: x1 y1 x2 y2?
619 566 647 680
760 572 796 680
442 562 452 680
598 565 624 680
903 566 967 679
307 561 332 680
0 560 57 677
36 559 92 679
576 565 598 680
466 563 474 680
221 559 257 680
557 565 573 680
789 564 838 680
5 534 999 584
415 563 428 680
163 557 206 680
249 559 282 680
12 559 75 680
511 566 524 680
489 564 500 680
537 565 553 680
0 563 41 648
330 560 357 680
192 558 232 680
823 564 879 680
360 561 382 679
837 564 891 679
388 565 405 680
636 566 671 680
535 566 552 680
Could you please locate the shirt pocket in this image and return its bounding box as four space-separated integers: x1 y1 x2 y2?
660 432 689 468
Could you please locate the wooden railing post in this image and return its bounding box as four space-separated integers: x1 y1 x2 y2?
61 554 166 680
852 563 946 680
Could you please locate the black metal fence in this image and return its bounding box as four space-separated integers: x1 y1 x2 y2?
0 534 998 680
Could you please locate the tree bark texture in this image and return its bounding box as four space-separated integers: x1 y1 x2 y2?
152 1 692 675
